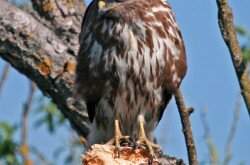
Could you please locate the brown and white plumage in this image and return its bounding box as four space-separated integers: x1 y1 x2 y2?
76 0 187 149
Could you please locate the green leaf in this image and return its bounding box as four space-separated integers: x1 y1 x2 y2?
0 122 20 164
33 95 66 134
236 26 247 36
0 122 14 138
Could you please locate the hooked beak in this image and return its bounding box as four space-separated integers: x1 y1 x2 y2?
98 0 106 9
97 0 118 20
98 0 107 18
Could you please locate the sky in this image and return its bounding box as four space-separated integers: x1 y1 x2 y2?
0 0 250 164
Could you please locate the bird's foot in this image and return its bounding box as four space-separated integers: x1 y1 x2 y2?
106 120 134 158
136 116 161 165
136 136 161 164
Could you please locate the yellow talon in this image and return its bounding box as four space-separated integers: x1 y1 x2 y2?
98 1 106 9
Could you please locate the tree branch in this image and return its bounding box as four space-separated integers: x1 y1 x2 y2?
223 94 241 165
20 81 36 165
0 62 10 95
200 108 218 165
216 0 250 116
174 89 198 165
0 0 90 137
31 0 85 56
82 144 185 165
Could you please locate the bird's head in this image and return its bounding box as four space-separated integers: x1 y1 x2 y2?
95 0 151 22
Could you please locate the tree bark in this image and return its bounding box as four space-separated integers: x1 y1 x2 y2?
0 0 90 137
174 89 198 165
82 144 185 165
216 0 250 116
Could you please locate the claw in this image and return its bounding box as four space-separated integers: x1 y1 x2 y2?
132 142 138 150
136 115 161 164
107 120 132 158
156 149 163 157
117 147 121 158
129 137 137 148
148 154 154 165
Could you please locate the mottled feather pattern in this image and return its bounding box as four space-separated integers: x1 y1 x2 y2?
76 0 187 147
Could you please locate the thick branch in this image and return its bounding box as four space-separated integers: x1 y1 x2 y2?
174 89 198 165
0 0 89 137
31 0 85 56
82 144 185 165
216 0 250 116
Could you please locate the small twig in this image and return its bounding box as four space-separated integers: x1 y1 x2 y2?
0 63 10 96
20 81 36 165
71 132 81 164
216 0 250 116
200 108 219 165
30 146 52 165
80 135 88 147
223 95 241 165
174 89 198 165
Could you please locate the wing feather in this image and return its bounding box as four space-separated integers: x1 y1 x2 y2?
77 1 97 123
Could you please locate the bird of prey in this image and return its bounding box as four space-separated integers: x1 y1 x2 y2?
76 0 187 161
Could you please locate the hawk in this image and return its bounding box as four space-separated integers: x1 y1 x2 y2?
76 0 187 161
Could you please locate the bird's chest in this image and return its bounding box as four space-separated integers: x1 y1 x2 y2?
84 21 166 108
87 22 165 87
98 35 163 121
81 22 169 134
